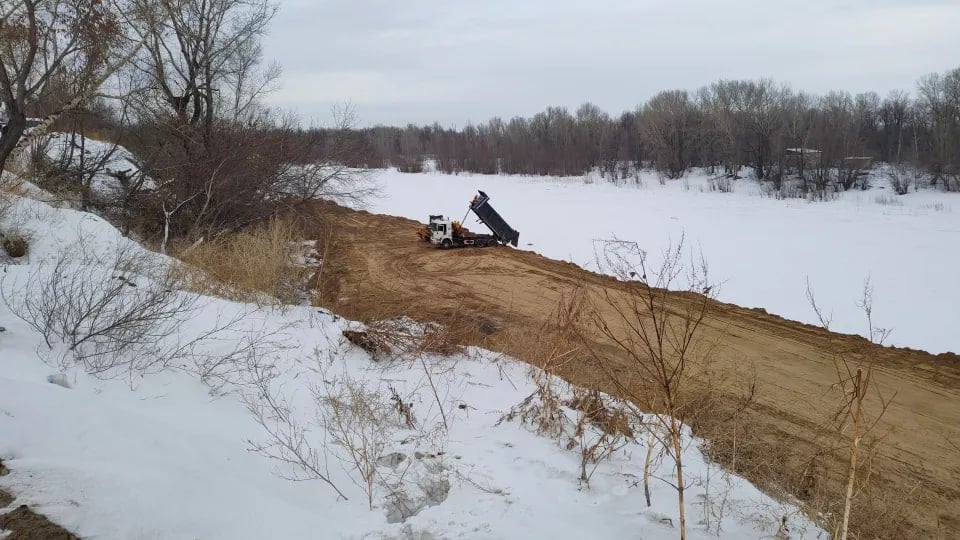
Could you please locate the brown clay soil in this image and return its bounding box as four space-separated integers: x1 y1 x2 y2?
311 201 960 539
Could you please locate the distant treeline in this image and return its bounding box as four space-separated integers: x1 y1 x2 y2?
318 66 960 191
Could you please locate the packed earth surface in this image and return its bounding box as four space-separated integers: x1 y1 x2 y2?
314 197 960 539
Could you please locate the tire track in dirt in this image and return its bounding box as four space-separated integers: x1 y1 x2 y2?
311 202 960 538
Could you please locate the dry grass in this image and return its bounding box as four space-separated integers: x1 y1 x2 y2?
0 186 30 258
342 317 464 362
176 218 309 306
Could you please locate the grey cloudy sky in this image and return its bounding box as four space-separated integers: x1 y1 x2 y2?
262 0 960 127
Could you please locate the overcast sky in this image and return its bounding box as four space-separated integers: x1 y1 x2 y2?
262 0 960 128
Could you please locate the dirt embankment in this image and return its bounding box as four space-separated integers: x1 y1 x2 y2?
311 201 960 539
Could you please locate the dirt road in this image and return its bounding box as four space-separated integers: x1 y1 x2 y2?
313 202 960 538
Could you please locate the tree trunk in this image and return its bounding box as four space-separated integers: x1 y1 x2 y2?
643 429 656 507
0 110 27 173
840 432 859 540
672 419 687 540
840 371 864 540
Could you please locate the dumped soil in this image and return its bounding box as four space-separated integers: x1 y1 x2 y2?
311 201 960 539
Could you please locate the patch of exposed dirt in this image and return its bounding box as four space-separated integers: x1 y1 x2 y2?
0 505 79 540
310 201 960 539
0 459 80 540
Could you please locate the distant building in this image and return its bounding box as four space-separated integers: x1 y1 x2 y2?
842 156 873 170
785 148 822 168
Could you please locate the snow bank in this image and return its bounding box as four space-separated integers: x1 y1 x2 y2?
367 168 960 354
0 194 824 538
1 194 160 266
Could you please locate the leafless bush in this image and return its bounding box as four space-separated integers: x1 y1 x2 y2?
829 355 896 540
761 179 839 202
244 359 349 501
499 291 586 440
695 457 736 537
805 278 898 539
886 165 911 195
245 344 445 512
708 176 733 193
499 291 640 489
498 364 571 441
873 194 903 207
389 385 417 429
1 243 198 377
182 317 294 395
395 156 425 173
316 368 399 510
566 387 635 488
585 235 719 540
805 278 833 330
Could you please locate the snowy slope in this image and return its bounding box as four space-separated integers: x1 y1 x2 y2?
0 193 823 539
26 132 154 201
367 169 960 354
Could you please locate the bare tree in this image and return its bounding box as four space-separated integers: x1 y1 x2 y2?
916 68 960 190
126 0 278 136
643 90 697 178
333 68 960 192
0 0 132 172
828 355 896 540
121 1 372 243
879 90 910 164
584 237 716 540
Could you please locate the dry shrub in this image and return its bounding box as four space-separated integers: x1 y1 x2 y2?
316 372 396 510
0 174 22 220
342 317 464 362
498 290 589 440
498 366 571 440
566 387 634 488
565 388 634 439
177 218 307 306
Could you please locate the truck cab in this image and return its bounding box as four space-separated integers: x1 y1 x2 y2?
428 216 455 247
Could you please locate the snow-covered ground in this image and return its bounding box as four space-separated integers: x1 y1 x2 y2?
367 168 960 354
0 189 822 538
24 133 154 201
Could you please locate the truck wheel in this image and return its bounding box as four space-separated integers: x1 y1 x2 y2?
442 239 452 249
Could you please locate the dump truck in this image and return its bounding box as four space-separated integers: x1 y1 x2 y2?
419 190 520 249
